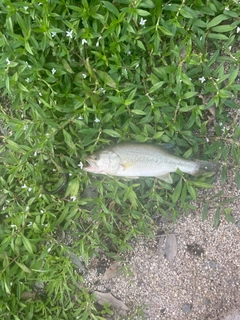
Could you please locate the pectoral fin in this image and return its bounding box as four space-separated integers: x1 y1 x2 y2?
121 162 133 171
156 173 173 184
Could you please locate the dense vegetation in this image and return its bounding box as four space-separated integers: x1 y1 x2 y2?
0 0 240 318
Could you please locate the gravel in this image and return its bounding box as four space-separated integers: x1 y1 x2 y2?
85 184 240 319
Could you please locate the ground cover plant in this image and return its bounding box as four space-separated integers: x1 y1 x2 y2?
0 0 240 318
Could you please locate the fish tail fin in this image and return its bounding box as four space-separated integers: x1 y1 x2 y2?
194 160 220 176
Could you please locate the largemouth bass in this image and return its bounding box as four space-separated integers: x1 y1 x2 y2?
83 143 219 183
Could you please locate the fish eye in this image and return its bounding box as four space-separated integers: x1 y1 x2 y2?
93 155 100 161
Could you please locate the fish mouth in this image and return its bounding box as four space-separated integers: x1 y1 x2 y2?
83 157 103 173
83 157 96 172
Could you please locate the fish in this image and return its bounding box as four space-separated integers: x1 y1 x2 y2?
83 143 219 183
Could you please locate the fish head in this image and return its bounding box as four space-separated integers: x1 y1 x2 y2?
83 150 121 174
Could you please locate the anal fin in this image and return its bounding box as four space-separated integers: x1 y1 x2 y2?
156 173 173 184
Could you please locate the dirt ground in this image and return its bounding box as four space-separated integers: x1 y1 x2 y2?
85 171 240 319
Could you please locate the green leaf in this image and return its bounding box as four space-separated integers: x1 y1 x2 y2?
231 144 240 164
65 178 79 197
25 41 34 55
207 14 228 28
182 92 198 100
63 129 76 150
149 81 165 93
7 140 22 152
213 207 220 228
180 7 197 19
187 184 197 201
235 169 240 190
179 105 196 112
15 262 32 274
208 33 229 40
208 190 224 201
61 59 74 73
139 0 155 8
180 183 187 208
21 235 33 254
97 70 116 88
158 26 174 36
136 9 151 16
137 40 146 50
172 178 182 203
211 25 235 33
191 181 214 188
103 129 121 137
131 109 146 115
102 1 119 17
202 202 209 221
221 166 227 184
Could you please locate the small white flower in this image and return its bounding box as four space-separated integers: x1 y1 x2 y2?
26 78 30 83
28 187 32 192
70 196 76 201
11 224 17 228
78 161 83 169
6 58 10 65
34 151 38 156
94 117 100 123
135 63 139 68
26 61 32 68
40 210 44 214
82 38 88 45
21 184 27 189
51 31 56 38
96 37 101 47
69 173 72 176
39 92 42 96
99 87 106 94
25 206 29 211
206 137 209 142
139 17 147 26
51 68 56 75
219 122 222 126
23 6 28 10
47 246 52 253
228 46 232 51
199 76 205 83
82 73 87 78
66 30 73 39
225 6 229 10
237 27 240 33
127 50 131 55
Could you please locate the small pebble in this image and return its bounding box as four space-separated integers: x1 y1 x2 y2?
181 303 192 314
